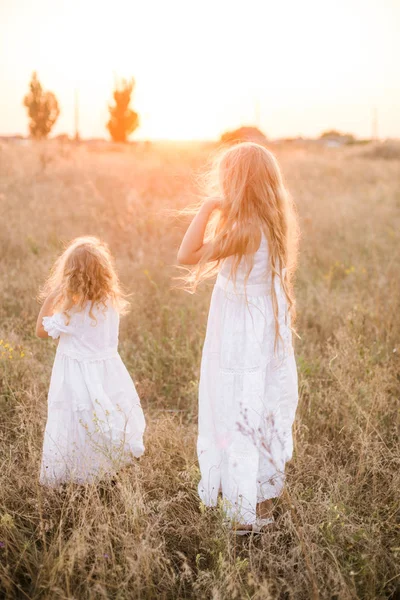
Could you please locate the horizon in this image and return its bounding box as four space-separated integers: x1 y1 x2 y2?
1 0 399 141
2 130 397 143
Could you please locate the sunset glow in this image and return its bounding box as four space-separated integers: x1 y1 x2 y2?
1 0 399 140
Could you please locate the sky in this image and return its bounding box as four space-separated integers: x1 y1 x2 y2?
0 0 399 140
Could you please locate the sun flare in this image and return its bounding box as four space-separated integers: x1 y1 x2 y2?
1 0 400 140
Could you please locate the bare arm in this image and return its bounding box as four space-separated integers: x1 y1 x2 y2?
177 199 222 265
35 292 58 338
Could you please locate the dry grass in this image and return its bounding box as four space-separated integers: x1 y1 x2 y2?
0 140 399 599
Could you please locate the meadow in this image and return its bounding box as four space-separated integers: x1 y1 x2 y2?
0 139 399 600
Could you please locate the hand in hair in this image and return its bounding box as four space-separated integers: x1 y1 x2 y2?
177 198 222 265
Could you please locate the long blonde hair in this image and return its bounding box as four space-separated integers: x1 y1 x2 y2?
39 236 128 322
186 142 299 342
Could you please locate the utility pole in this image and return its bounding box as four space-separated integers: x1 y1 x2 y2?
74 88 80 142
372 106 378 141
254 98 261 129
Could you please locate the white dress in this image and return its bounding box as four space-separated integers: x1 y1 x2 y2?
197 236 298 524
40 301 145 485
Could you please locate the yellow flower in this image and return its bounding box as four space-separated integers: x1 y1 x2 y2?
1 513 15 528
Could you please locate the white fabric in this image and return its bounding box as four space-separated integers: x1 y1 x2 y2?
40 302 145 485
197 236 298 524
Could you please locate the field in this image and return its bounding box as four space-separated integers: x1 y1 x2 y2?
0 139 399 600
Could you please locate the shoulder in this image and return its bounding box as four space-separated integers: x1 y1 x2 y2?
85 300 119 321
258 233 268 250
93 299 120 325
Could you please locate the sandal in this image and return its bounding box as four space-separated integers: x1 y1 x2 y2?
223 519 253 536
227 516 275 536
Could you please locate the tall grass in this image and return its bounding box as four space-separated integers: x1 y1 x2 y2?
0 140 399 599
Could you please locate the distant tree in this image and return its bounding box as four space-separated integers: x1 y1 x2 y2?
23 72 60 139
220 126 268 146
320 130 355 144
107 78 139 143
320 129 342 139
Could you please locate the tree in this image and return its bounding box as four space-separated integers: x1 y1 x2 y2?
107 78 139 142
220 126 268 146
320 130 355 144
23 72 60 139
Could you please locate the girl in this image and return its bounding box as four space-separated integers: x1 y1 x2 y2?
178 142 299 533
36 236 145 485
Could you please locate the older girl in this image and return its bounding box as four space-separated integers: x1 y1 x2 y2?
178 143 299 533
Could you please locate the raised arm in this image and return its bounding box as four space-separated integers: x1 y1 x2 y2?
177 199 221 265
35 292 58 338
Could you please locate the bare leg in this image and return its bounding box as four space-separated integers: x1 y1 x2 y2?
257 498 274 519
231 499 275 532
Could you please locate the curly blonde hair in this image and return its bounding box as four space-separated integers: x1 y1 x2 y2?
185 142 300 344
40 236 128 322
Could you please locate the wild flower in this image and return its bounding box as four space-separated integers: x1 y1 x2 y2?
1 514 14 528
0 339 26 361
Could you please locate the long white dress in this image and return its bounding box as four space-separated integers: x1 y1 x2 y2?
40 301 145 485
197 236 298 524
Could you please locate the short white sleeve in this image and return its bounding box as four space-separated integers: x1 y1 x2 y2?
42 313 70 340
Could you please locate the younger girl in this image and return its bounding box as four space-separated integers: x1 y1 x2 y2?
178 143 299 532
36 236 145 485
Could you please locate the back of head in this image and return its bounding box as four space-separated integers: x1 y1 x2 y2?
190 142 299 338
41 236 128 320
219 142 284 225
216 143 293 262
195 142 298 278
